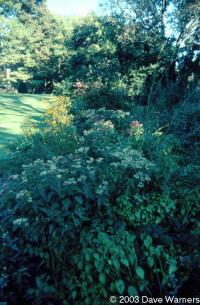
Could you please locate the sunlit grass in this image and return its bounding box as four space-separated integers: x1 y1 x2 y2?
0 93 50 160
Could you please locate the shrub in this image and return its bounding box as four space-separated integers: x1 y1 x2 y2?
1 82 199 304
171 87 200 159
1 140 183 304
11 96 80 164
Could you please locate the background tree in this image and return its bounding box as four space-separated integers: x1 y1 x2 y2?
0 0 46 16
99 0 199 107
0 4 70 92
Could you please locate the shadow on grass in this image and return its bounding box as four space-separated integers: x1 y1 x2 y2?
0 93 48 115
0 128 23 172
0 93 49 165
0 125 21 145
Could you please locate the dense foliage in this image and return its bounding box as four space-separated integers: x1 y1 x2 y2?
0 0 200 304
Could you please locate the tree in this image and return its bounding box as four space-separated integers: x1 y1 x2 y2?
100 0 199 107
0 0 46 16
0 4 69 92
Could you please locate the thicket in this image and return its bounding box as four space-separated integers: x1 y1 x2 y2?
0 0 200 304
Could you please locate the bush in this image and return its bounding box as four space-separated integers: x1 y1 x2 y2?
10 96 81 165
171 87 200 159
1 89 199 304
1 138 185 304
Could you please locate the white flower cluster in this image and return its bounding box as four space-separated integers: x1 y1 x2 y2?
94 120 114 129
96 180 109 195
16 190 32 202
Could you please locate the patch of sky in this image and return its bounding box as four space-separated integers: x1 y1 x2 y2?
47 0 100 16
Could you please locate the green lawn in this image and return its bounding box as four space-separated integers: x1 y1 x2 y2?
0 93 49 160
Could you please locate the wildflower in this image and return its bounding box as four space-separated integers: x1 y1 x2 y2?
57 156 65 162
86 157 94 164
129 121 144 140
77 147 89 153
50 164 57 171
96 157 103 163
77 175 87 183
22 163 33 169
110 162 120 168
8 174 19 180
84 129 93 136
40 171 47 176
75 80 85 90
96 181 108 195
16 190 32 202
33 159 43 165
63 178 76 186
0 184 8 195
16 190 25 199
27 196 33 203
73 164 82 169
130 120 143 128
94 120 114 129
13 218 29 226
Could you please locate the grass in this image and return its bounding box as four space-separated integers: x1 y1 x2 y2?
0 93 50 161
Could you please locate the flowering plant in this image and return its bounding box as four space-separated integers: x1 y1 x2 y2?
129 120 144 140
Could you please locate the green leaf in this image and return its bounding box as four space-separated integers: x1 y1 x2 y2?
84 250 91 262
72 216 80 227
115 279 125 294
147 257 154 268
113 258 120 272
136 266 145 280
77 260 83 269
110 282 115 292
71 291 77 300
128 254 135 265
169 260 177 275
74 207 84 219
94 260 102 270
144 236 152 248
128 285 138 296
49 224 54 234
62 199 71 209
162 275 169 286
85 297 90 305
93 253 100 261
99 273 106 285
121 257 129 268
75 196 82 204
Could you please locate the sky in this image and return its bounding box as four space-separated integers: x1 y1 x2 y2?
47 0 100 16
